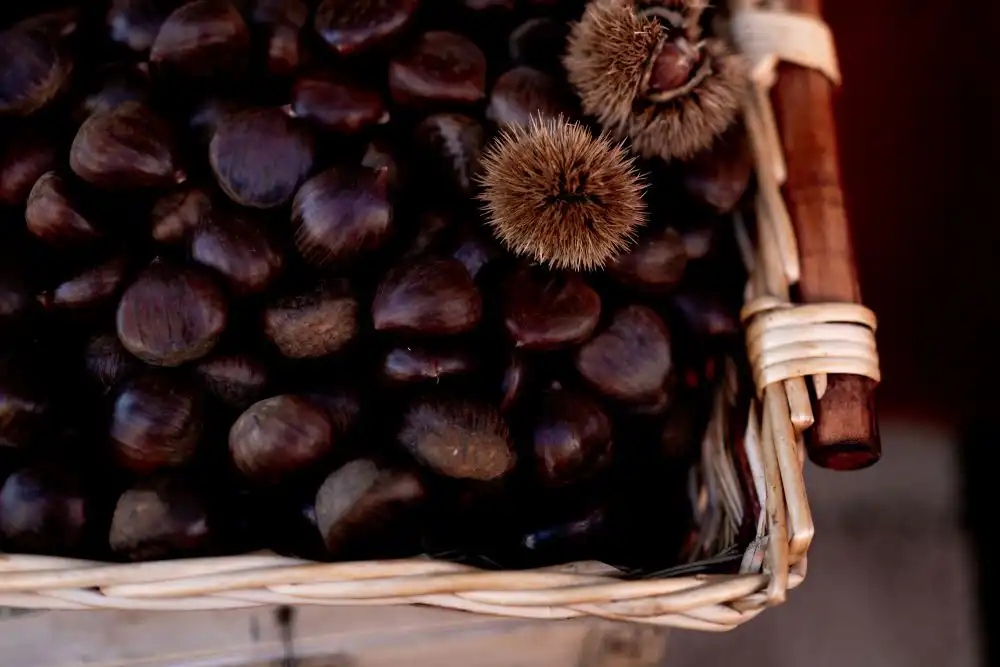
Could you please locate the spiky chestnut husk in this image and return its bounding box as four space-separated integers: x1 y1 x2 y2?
564 0 747 161
478 116 645 271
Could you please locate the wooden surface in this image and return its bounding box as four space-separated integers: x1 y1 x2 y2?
0 606 669 667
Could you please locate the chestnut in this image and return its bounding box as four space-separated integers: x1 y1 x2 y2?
39 253 127 311
0 128 58 207
70 102 186 190
110 374 205 474
289 74 387 134
76 62 151 122
149 0 252 80
150 186 213 244
576 305 673 403
499 353 526 412
412 114 485 196
0 359 50 449
292 165 393 266
503 266 601 350
531 389 613 487
108 0 182 53
608 228 688 292
26 172 103 246
314 459 426 556
195 353 268 409
682 127 753 214
190 213 284 294
0 12 76 116
314 0 418 56
399 400 516 481
389 31 486 107
381 345 476 384
109 476 213 560
508 18 568 72
372 258 482 336
487 67 571 128
302 387 361 437
209 107 316 209
0 467 92 556
116 261 228 367
84 331 138 391
262 281 358 359
229 395 335 485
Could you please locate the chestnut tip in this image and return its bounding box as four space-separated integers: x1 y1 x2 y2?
174 169 188 185
281 103 297 118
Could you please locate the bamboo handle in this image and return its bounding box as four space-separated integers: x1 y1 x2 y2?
770 0 881 470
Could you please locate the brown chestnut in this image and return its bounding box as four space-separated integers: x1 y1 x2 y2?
508 18 568 72
109 477 213 560
503 266 601 350
0 128 58 207
150 186 212 244
84 332 138 391
108 0 182 53
499 353 526 412
110 374 205 474
76 62 151 122
190 213 284 294
70 102 186 189
262 281 358 359
608 228 688 292
116 261 228 367
0 12 76 116
315 459 426 556
576 305 673 402
682 127 752 214
292 165 393 266
209 108 315 209
671 291 740 339
289 75 387 134
487 67 571 128
0 360 50 449
373 258 482 335
399 400 516 481
381 345 476 384
26 172 103 246
195 354 269 409
314 0 418 55
412 114 485 196
0 467 92 555
38 254 127 311
229 395 334 484
531 389 613 487
150 0 251 80
389 32 487 107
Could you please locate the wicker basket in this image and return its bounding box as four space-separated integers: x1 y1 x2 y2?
0 1 880 631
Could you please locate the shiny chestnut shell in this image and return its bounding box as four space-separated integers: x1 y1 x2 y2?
109 476 213 560
190 213 284 294
576 305 673 402
292 165 392 266
25 172 103 246
70 102 185 189
149 0 251 79
389 31 486 107
229 395 335 485
503 267 601 350
0 13 76 116
116 262 228 367
290 75 387 134
315 459 426 556
314 0 419 55
531 390 613 487
0 467 92 556
209 108 315 209
109 374 205 474
372 258 482 335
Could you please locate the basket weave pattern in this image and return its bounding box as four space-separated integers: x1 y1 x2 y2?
0 3 878 631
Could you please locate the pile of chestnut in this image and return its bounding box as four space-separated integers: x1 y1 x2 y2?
0 0 752 571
